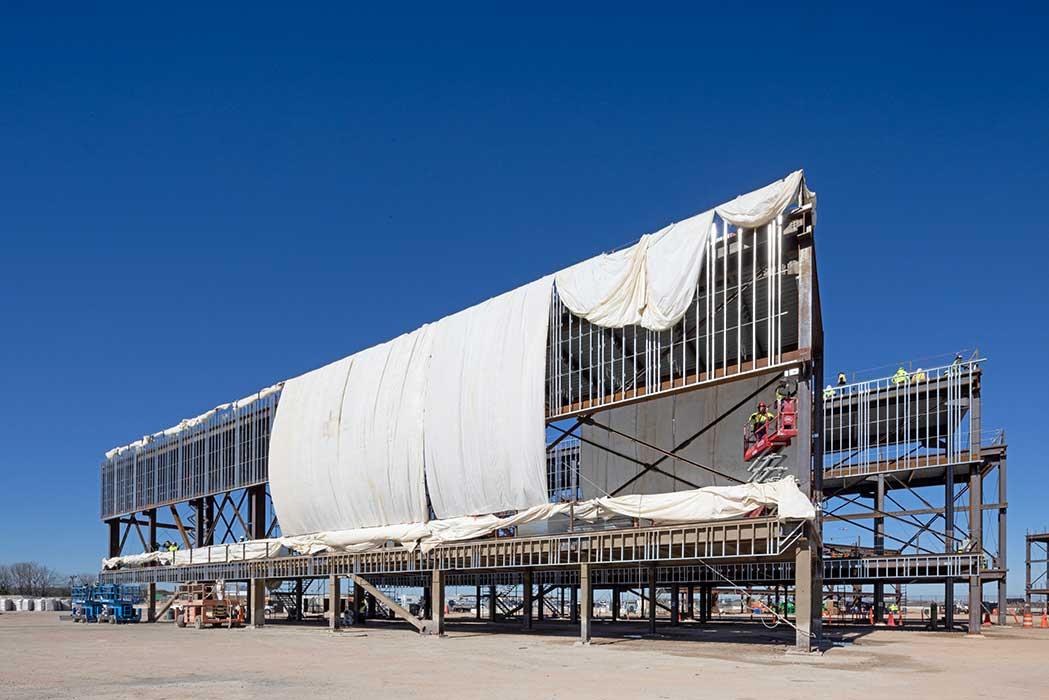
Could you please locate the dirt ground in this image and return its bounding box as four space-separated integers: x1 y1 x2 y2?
2 612 1046 700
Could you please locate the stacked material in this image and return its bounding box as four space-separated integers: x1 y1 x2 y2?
16 598 34 611
0 599 13 611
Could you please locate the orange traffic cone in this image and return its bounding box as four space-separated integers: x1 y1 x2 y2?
1041 611 1048 629
1023 610 1033 628
868 607 874 625
982 610 992 626
887 611 896 627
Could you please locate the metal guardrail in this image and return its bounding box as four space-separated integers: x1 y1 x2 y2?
823 360 984 478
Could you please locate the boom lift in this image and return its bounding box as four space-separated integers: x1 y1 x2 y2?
743 380 799 462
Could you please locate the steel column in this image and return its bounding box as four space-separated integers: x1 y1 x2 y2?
579 563 592 644
329 574 341 631
647 563 657 635
945 463 955 630
251 578 266 628
522 569 534 631
998 455 1008 625
428 569 445 636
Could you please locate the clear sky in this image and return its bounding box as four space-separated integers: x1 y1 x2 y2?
1 4 1046 592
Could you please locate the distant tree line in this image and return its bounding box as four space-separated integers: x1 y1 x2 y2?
0 562 96 596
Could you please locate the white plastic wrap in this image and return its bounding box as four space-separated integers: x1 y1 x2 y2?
422 276 554 519
268 328 433 535
554 209 715 331
279 476 815 555
555 170 813 332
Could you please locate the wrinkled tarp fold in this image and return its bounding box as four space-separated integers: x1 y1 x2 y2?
554 169 811 331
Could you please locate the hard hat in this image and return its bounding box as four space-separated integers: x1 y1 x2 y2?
758 401 767 410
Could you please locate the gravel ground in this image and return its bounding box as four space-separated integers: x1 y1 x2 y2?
2 612 1046 699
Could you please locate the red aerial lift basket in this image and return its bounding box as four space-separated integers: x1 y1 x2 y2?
744 398 798 462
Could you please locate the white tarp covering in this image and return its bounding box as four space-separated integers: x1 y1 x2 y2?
105 383 282 459
715 169 808 229
269 276 555 536
171 541 282 566
104 170 814 550
278 476 815 555
101 550 172 570
423 277 554 519
103 542 284 570
554 169 811 331
554 209 715 331
268 327 434 535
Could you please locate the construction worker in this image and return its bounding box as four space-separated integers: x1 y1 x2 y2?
892 367 909 385
823 385 835 400
167 541 179 553
749 401 777 441
912 367 926 383
837 371 847 386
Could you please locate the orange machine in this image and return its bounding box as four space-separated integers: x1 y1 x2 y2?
173 583 244 629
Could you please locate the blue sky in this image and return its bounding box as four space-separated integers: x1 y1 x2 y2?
1 4 1046 591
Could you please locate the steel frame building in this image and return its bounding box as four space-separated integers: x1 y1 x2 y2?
97 194 1007 649
822 357 1007 631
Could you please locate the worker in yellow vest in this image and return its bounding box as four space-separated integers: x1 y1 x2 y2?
749 402 777 440
892 367 909 385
